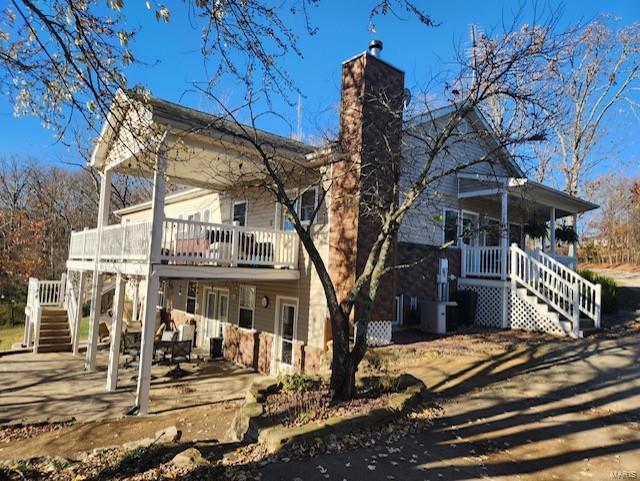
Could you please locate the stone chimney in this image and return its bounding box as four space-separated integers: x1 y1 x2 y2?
329 42 405 323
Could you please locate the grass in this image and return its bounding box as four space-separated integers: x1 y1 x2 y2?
0 323 25 351
0 317 91 352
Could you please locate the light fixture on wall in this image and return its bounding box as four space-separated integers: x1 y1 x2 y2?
261 296 269 308
178 286 182 296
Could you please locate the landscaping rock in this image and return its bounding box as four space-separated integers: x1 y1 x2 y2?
170 447 209 469
155 425 181 443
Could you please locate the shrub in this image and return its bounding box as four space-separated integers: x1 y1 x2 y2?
277 373 311 394
578 270 618 314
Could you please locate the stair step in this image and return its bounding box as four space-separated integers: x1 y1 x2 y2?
38 344 72 353
40 337 71 345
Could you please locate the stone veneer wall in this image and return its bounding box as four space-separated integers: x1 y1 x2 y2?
223 324 321 375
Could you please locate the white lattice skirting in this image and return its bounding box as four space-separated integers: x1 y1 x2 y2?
458 280 505 328
459 278 573 336
509 289 571 336
365 321 393 347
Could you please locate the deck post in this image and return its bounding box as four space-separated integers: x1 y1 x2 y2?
85 168 112 371
72 270 87 356
135 149 167 415
107 273 126 392
549 207 556 256
500 190 509 328
132 278 139 322
568 213 578 262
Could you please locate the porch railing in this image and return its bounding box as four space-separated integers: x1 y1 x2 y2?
68 218 299 269
461 246 503 278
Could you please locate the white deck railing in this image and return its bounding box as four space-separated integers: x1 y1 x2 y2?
461 246 503 278
68 218 299 269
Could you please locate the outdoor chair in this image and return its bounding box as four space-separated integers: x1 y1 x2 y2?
170 340 192 364
122 332 142 367
154 330 178 362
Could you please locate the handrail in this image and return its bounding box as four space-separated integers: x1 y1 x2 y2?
461 245 503 278
510 245 578 325
65 278 79 348
533 249 601 326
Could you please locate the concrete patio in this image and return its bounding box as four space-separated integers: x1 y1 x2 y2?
0 349 263 424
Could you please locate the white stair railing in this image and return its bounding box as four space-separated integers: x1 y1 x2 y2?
510 245 580 332
23 276 66 353
532 249 601 327
65 277 79 349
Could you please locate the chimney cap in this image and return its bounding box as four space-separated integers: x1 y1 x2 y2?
368 39 383 57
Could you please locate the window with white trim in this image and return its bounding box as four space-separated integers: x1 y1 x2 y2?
300 187 318 223
233 201 247 226
186 281 198 315
443 209 459 246
238 285 255 329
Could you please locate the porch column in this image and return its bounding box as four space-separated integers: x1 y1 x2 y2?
500 191 509 280
500 190 509 329
135 151 166 415
568 213 578 260
106 273 126 391
549 207 556 256
72 270 87 356
85 168 112 371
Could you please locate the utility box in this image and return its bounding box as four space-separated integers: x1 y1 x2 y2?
420 300 458 334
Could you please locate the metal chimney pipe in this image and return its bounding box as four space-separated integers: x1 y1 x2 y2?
368 40 383 57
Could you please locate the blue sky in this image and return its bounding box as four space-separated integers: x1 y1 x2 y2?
1 0 638 183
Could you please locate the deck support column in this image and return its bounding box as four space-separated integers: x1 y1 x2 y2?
568 213 578 262
132 279 139 322
72 270 87 356
135 148 167 415
500 190 509 328
549 207 556 256
85 168 112 371
107 273 126 391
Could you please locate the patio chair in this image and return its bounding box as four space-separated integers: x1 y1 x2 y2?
170 340 192 364
122 332 142 367
154 330 178 362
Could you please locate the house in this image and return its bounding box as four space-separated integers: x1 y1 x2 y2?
22 41 599 414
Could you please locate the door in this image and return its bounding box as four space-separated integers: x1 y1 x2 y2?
204 290 217 341
216 292 229 337
272 298 298 374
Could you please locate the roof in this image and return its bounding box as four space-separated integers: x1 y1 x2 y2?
147 96 316 157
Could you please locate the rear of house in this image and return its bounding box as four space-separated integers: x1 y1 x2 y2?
21 41 600 415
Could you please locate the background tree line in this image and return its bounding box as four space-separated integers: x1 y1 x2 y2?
0 155 148 322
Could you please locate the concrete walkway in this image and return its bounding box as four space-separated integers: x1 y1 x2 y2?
0 350 261 424
258 334 640 481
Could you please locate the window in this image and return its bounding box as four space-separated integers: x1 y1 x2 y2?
443 209 459 245
233 201 247 226
186 281 197 315
202 209 210 223
157 281 166 310
300 187 318 223
509 223 522 246
238 285 255 329
483 218 500 247
461 211 479 246
410 296 418 311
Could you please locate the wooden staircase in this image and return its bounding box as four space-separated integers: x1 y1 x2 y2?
38 307 72 353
